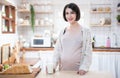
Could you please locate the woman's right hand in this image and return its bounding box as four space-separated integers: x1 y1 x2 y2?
77 70 88 75
46 66 56 74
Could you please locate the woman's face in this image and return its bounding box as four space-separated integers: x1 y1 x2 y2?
65 8 76 24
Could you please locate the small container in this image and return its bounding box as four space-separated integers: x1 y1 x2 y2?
35 19 39 25
106 37 111 47
92 36 95 48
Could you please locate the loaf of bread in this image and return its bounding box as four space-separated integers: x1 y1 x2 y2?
3 64 32 74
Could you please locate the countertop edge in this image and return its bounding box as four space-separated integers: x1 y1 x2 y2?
20 47 120 52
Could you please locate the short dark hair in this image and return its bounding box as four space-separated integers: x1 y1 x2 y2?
63 3 81 21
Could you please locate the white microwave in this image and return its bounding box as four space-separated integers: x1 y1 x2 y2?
31 37 51 47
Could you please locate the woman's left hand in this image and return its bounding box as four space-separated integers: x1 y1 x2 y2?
77 70 87 75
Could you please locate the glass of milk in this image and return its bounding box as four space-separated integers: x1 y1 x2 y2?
46 56 54 74
46 63 54 74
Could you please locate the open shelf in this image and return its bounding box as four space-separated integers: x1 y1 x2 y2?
33 3 53 6
90 24 111 27
18 24 54 27
91 11 111 14
90 3 112 28
17 9 53 14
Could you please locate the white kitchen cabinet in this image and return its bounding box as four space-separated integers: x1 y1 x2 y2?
90 52 120 78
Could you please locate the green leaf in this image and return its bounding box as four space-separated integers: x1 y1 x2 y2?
30 4 35 32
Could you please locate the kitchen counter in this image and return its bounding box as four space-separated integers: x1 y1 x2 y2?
93 47 120 52
20 47 120 52
20 47 54 51
36 71 114 78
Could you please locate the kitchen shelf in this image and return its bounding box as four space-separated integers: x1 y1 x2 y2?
17 9 53 14
90 24 111 27
2 31 15 34
17 0 54 43
33 3 53 6
17 9 29 13
90 11 111 14
18 24 54 27
90 3 112 27
20 2 53 6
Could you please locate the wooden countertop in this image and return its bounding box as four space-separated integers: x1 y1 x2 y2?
36 71 114 78
20 47 120 52
20 47 54 51
93 47 120 52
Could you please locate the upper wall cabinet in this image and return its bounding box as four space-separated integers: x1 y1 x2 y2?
90 4 112 27
1 5 16 33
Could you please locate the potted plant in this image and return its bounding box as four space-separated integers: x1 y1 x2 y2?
117 15 120 23
30 4 35 32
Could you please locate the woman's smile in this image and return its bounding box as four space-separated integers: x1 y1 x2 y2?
65 8 76 23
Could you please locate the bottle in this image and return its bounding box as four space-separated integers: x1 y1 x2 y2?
92 36 95 48
106 37 111 47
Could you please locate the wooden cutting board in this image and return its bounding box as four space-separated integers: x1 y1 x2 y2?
0 68 41 78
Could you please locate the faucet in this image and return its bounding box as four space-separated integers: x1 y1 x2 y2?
113 33 118 46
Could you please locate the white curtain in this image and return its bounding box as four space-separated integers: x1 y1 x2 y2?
90 52 120 78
